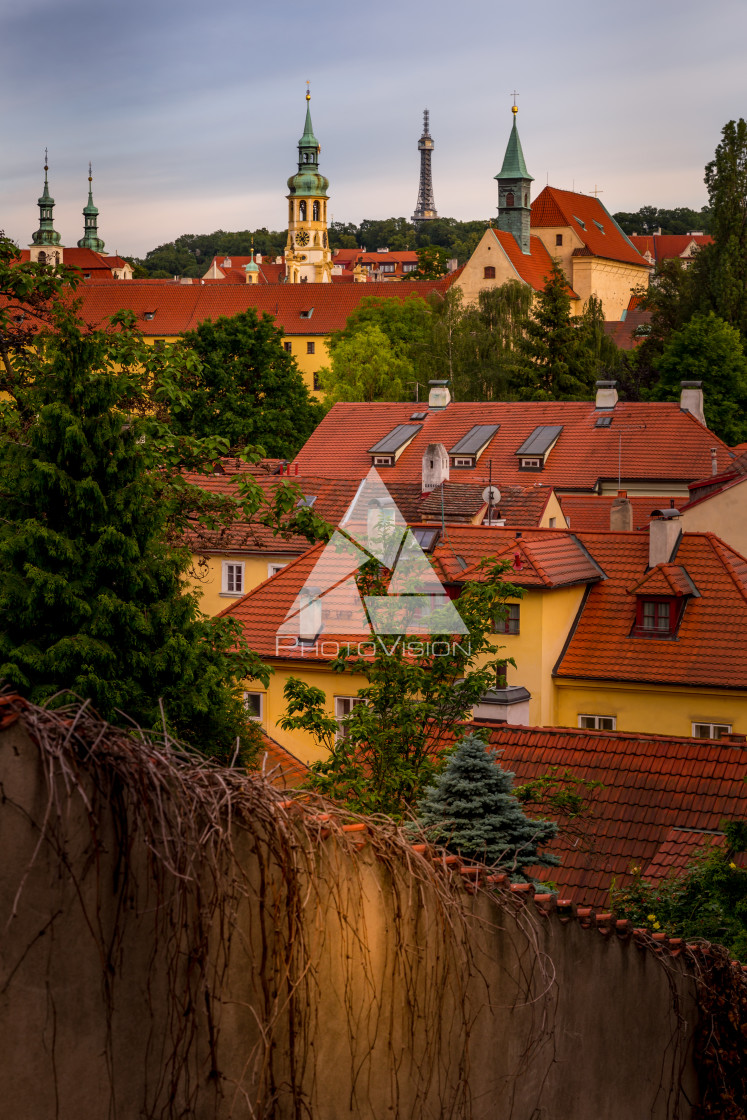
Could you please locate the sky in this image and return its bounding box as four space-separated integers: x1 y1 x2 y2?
2 0 746 259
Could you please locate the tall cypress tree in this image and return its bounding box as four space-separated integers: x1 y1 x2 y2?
513 260 595 400
0 310 268 762
416 733 559 881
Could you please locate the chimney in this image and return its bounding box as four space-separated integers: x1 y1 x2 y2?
649 509 682 567
428 380 451 410
711 447 718 476
610 490 633 532
680 381 706 426
422 443 449 492
595 380 618 409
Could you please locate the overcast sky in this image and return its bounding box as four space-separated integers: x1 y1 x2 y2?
2 0 745 257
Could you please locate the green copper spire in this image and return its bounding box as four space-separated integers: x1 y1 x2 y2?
287 86 329 198
31 150 62 247
245 241 259 273
495 107 533 181
495 105 533 255
77 163 106 252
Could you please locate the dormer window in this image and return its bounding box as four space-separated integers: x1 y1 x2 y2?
629 563 698 638
515 425 563 471
520 457 542 470
633 596 680 637
452 456 474 468
143 310 156 321
368 423 423 466
373 454 394 467
449 424 499 469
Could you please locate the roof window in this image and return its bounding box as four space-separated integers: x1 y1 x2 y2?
515 425 563 469
368 423 423 463
593 219 605 234
410 411 427 421
595 416 613 428
143 310 156 320
299 307 314 319
449 424 499 467
411 526 440 552
574 216 586 230
297 495 317 508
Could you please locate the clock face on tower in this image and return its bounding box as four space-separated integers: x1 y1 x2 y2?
296 230 310 246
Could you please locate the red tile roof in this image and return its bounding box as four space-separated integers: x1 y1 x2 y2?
256 730 309 788
602 309 652 350
418 481 554 526
476 722 747 906
16 246 115 276
62 277 457 338
642 827 725 885
488 228 578 295
559 494 657 532
293 401 735 491
629 563 696 598
555 531 747 689
532 188 650 269
432 526 603 589
629 234 712 265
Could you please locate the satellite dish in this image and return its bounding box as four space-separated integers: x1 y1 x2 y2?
482 485 501 505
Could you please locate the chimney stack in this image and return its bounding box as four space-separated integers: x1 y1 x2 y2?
610 490 633 532
648 509 682 567
680 381 706 426
711 447 719 476
422 443 449 492
428 380 451 410
595 380 618 409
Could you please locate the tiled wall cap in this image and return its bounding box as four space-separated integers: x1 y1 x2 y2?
410 843 429 854
486 873 509 885
459 866 481 878
509 883 534 894
652 932 668 942
533 894 557 911
595 912 613 925
434 854 460 866
615 919 631 932
341 823 366 833
576 907 593 919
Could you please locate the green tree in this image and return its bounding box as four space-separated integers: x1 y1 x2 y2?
691 119 747 338
611 821 747 960
173 309 323 457
0 307 276 763
280 558 522 819
455 282 533 401
650 311 747 444
411 244 449 280
416 732 559 881
330 294 438 395
318 323 413 403
513 260 595 400
613 205 712 237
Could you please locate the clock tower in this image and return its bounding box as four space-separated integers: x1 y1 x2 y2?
286 89 332 283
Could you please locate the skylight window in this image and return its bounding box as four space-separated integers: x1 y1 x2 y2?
574 216 586 230
412 527 440 552
593 219 605 234
368 423 423 457
595 416 613 428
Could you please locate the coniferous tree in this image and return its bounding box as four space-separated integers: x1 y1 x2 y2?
0 310 270 762
416 733 559 880
513 260 595 400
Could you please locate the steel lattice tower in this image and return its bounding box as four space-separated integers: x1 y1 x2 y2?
412 109 437 222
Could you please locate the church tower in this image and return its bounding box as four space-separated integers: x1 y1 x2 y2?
412 109 437 222
77 164 105 253
286 88 332 283
495 105 533 255
29 151 63 265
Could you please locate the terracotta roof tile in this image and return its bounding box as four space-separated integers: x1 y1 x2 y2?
629 563 697 598
488 228 578 295
257 730 309 788
629 234 712 264
559 495 657 532
294 401 734 491
532 187 650 268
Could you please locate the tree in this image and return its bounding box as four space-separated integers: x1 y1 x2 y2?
650 311 747 444
453 282 533 401
411 244 449 280
329 294 439 396
513 260 595 400
0 307 279 764
416 732 559 881
691 118 747 339
318 323 413 403
173 309 324 457
280 558 522 819
613 206 712 237
611 821 747 960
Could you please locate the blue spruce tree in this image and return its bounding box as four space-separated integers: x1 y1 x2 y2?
417 733 559 881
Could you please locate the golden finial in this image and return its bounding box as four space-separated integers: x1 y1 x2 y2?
306 80 311 102
511 90 519 114
88 160 93 184
44 146 49 172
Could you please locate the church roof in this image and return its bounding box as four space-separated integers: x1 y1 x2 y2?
495 111 533 181
532 187 649 268
489 228 579 296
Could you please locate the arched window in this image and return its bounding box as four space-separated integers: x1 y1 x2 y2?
299 200 307 221
289 202 294 221
505 192 515 207
524 193 528 206
37 251 46 265
312 200 320 221
483 266 496 279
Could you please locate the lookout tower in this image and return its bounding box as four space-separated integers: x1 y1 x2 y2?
412 109 437 223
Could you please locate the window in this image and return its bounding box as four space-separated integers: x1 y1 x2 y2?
578 715 617 731
244 692 264 721
483 266 496 279
495 661 509 688
633 597 681 637
402 262 417 273
284 341 292 353
312 200 320 221
548 517 557 528
143 311 155 321
373 454 393 466
335 696 365 739
643 601 670 631
299 201 307 221
555 234 563 247
38 251 47 266
222 562 244 595
313 372 321 391
692 722 732 740
452 456 474 468
520 457 542 470
306 340 315 354
494 603 520 635
506 192 515 206
381 263 396 273
268 562 287 578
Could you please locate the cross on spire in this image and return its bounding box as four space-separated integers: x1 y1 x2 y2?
592 183 604 198
306 79 310 101
511 91 520 114
44 147 48 171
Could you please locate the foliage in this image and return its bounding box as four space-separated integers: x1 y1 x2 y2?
613 205 711 237
318 323 413 403
329 293 437 393
280 558 523 819
513 261 597 400
611 821 747 961
411 244 449 280
416 732 559 880
0 304 305 763
133 228 287 278
446 282 534 401
514 765 603 850
649 311 747 444
173 309 323 457
690 118 747 340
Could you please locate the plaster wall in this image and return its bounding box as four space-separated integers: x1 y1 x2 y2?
681 479 747 558
0 714 702 1119
454 228 527 304
568 256 650 320
188 551 299 616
